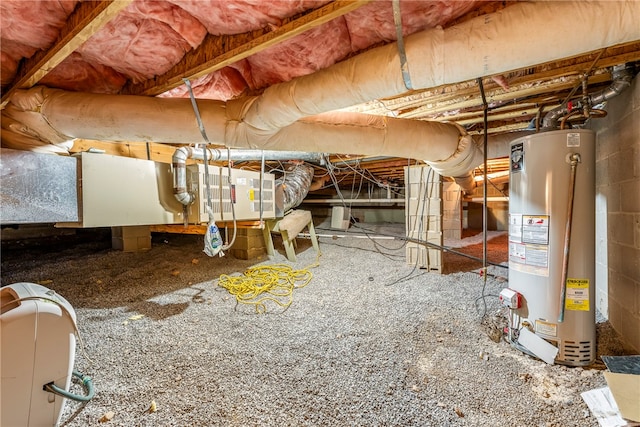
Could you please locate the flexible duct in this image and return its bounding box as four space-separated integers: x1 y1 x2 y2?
542 64 636 129
232 1 640 133
275 163 316 214
2 1 638 187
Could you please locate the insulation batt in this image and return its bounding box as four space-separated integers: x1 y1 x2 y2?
0 0 77 49
246 18 352 89
159 66 250 101
0 0 78 87
78 2 207 84
39 53 127 95
1 50 19 86
167 0 332 35
344 1 480 51
168 0 483 99
0 0 483 100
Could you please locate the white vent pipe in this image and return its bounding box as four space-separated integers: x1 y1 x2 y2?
173 146 323 164
2 1 638 186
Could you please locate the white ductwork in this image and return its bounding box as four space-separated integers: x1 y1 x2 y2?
1 87 481 191
2 1 638 192
231 0 639 133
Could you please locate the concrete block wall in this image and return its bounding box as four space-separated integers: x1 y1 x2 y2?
591 73 640 352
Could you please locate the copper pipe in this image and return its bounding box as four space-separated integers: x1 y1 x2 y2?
559 153 581 323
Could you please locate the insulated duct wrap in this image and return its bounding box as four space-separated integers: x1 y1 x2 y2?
237 1 640 131
1 87 480 191
2 1 638 188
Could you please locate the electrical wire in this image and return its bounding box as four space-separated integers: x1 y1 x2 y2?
183 78 238 253
384 165 435 286
320 151 508 289
326 154 406 196
321 156 408 254
317 239 406 261
217 259 319 314
478 77 491 319
221 147 238 250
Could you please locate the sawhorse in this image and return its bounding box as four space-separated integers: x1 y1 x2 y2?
262 210 319 262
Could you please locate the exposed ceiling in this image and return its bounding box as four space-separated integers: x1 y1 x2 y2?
1 0 639 192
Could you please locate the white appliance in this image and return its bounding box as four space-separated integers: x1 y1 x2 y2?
330 206 351 230
56 153 277 228
189 164 276 223
1 283 77 426
508 129 596 366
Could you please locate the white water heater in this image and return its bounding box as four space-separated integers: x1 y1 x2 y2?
508 129 595 366
1 283 77 426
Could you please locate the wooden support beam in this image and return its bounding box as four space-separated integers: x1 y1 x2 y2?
71 139 179 163
123 0 372 96
1 1 132 106
400 73 612 119
353 41 640 117
70 139 228 165
150 222 265 235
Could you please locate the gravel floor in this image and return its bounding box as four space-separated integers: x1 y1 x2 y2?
0 224 632 427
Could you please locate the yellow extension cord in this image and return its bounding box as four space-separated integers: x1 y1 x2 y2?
217 256 320 314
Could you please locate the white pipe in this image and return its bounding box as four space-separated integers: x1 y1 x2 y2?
235 0 640 132
2 88 481 190
2 1 638 185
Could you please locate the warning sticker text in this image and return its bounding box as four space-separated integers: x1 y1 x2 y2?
565 278 590 311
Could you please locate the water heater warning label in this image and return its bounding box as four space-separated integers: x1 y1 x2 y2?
565 279 590 311
509 214 550 276
566 132 581 147
535 320 557 337
522 215 549 245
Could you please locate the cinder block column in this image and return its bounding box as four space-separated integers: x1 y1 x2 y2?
229 228 267 260
111 226 151 252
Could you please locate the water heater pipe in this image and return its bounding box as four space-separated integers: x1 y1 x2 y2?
542 64 636 129
558 153 581 323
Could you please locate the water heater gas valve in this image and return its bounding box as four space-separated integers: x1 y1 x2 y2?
499 288 521 309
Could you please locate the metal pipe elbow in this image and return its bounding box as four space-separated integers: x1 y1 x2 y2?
172 146 195 206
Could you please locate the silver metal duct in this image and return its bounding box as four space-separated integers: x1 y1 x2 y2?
542 64 636 129
274 163 316 215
